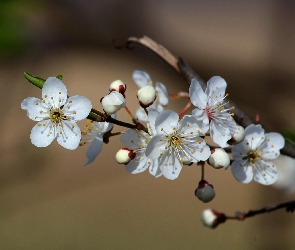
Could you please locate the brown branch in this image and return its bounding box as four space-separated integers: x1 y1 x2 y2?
116 35 295 158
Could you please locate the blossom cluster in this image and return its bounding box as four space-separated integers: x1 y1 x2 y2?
22 70 285 197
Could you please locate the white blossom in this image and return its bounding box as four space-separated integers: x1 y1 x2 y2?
145 110 210 180
119 109 162 177
189 76 236 147
133 70 168 122
231 124 285 185
21 77 92 150
82 119 114 165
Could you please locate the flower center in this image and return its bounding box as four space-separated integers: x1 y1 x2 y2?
168 134 181 147
247 149 261 163
205 103 224 121
50 108 64 123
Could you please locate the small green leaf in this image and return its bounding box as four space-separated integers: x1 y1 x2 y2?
56 75 63 80
24 72 45 89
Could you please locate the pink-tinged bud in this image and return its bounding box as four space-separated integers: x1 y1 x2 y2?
228 125 245 145
109 80 126 96
101 91 126 114
201 209 227 229
208 148 230 169
115 148 136 164
195 180 215 203
137 85 156 108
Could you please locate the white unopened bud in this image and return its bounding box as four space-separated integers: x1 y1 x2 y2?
137 85 156 108
101 91 126 114
208 148 230 169
195 180 215 203
115 148 136 164
109 80 126 95
201 209 226 229
228 125 245 145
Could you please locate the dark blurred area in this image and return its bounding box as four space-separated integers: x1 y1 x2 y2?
1 0 295 249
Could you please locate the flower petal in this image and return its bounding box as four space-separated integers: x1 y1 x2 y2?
155 82 169 106
149 159 162 177
132 70 152 88
231 140 249 160
84 136 103 165
145 134 168 160
185 138 211 162
160 150 182 180
253 161 278 185
179 115 202 135
155 110 179 135
189 79 207 109
244 124 265 149
30 120 56 147
231 160 254 184
63 95 92 121
205 76 227 105
21 97 49 121
262 133 285 159
121 129 148 149
57 121 81 150
146 109 159 135
125 152 149 174
42 77 67 108
210 121 231 147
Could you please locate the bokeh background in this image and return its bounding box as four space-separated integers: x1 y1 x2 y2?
1 0 295 249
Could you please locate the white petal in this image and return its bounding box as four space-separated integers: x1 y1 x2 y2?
185 139 211 162
192 108 209 134
146 109 159 135
135 108 147 122
145 134 168 160
132 70 152 87
179 115 202 135
30 120 56 147
160 150 182 180
63 95 92 121
232 140 249 160
210 121 231 147
149 159 162 177
189 79 207 109
57 121 81 150
231 160 254 183
244 124 265 149
126 152 148 174
205 76 227 105
121 129 148 149
42 77 67 108
155 110 179 135
21 97 49 121
263 133 285 159
253 161 278 185
155 82 169 106
84 136 103 165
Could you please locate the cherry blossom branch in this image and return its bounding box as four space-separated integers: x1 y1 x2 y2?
115 36 295 158
207 199 295 228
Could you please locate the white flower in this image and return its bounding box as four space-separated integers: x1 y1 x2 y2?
101 91 125 114
82 119 114 165
189 76 236 147
231 124 285 185
145 110 211 180
21 77 92 150
119 109 162 177
133 70 168 122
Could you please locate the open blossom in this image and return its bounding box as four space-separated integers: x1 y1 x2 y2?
145 110 210 180
82 119 114 165
189 76 236 147
21 77 92 150
231 124 285 185
119 109 162 177
132 70 168 122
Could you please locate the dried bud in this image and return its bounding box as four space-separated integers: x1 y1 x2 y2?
109 80 126 96
195 180 215 203
201 209 226 229
137 85 156 108
208 148 230 169
115 148 136 164
101 91 126 114
228 125 245 145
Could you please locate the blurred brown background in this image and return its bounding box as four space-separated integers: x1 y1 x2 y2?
1 0 295 249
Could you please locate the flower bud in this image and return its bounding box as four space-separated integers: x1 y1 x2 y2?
137 85 156 108
195 180 215 203
228 125 245 145
115 148 136 164
109 80 126 96
208 148 230 169
201 209 226 229
101 91 126 114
